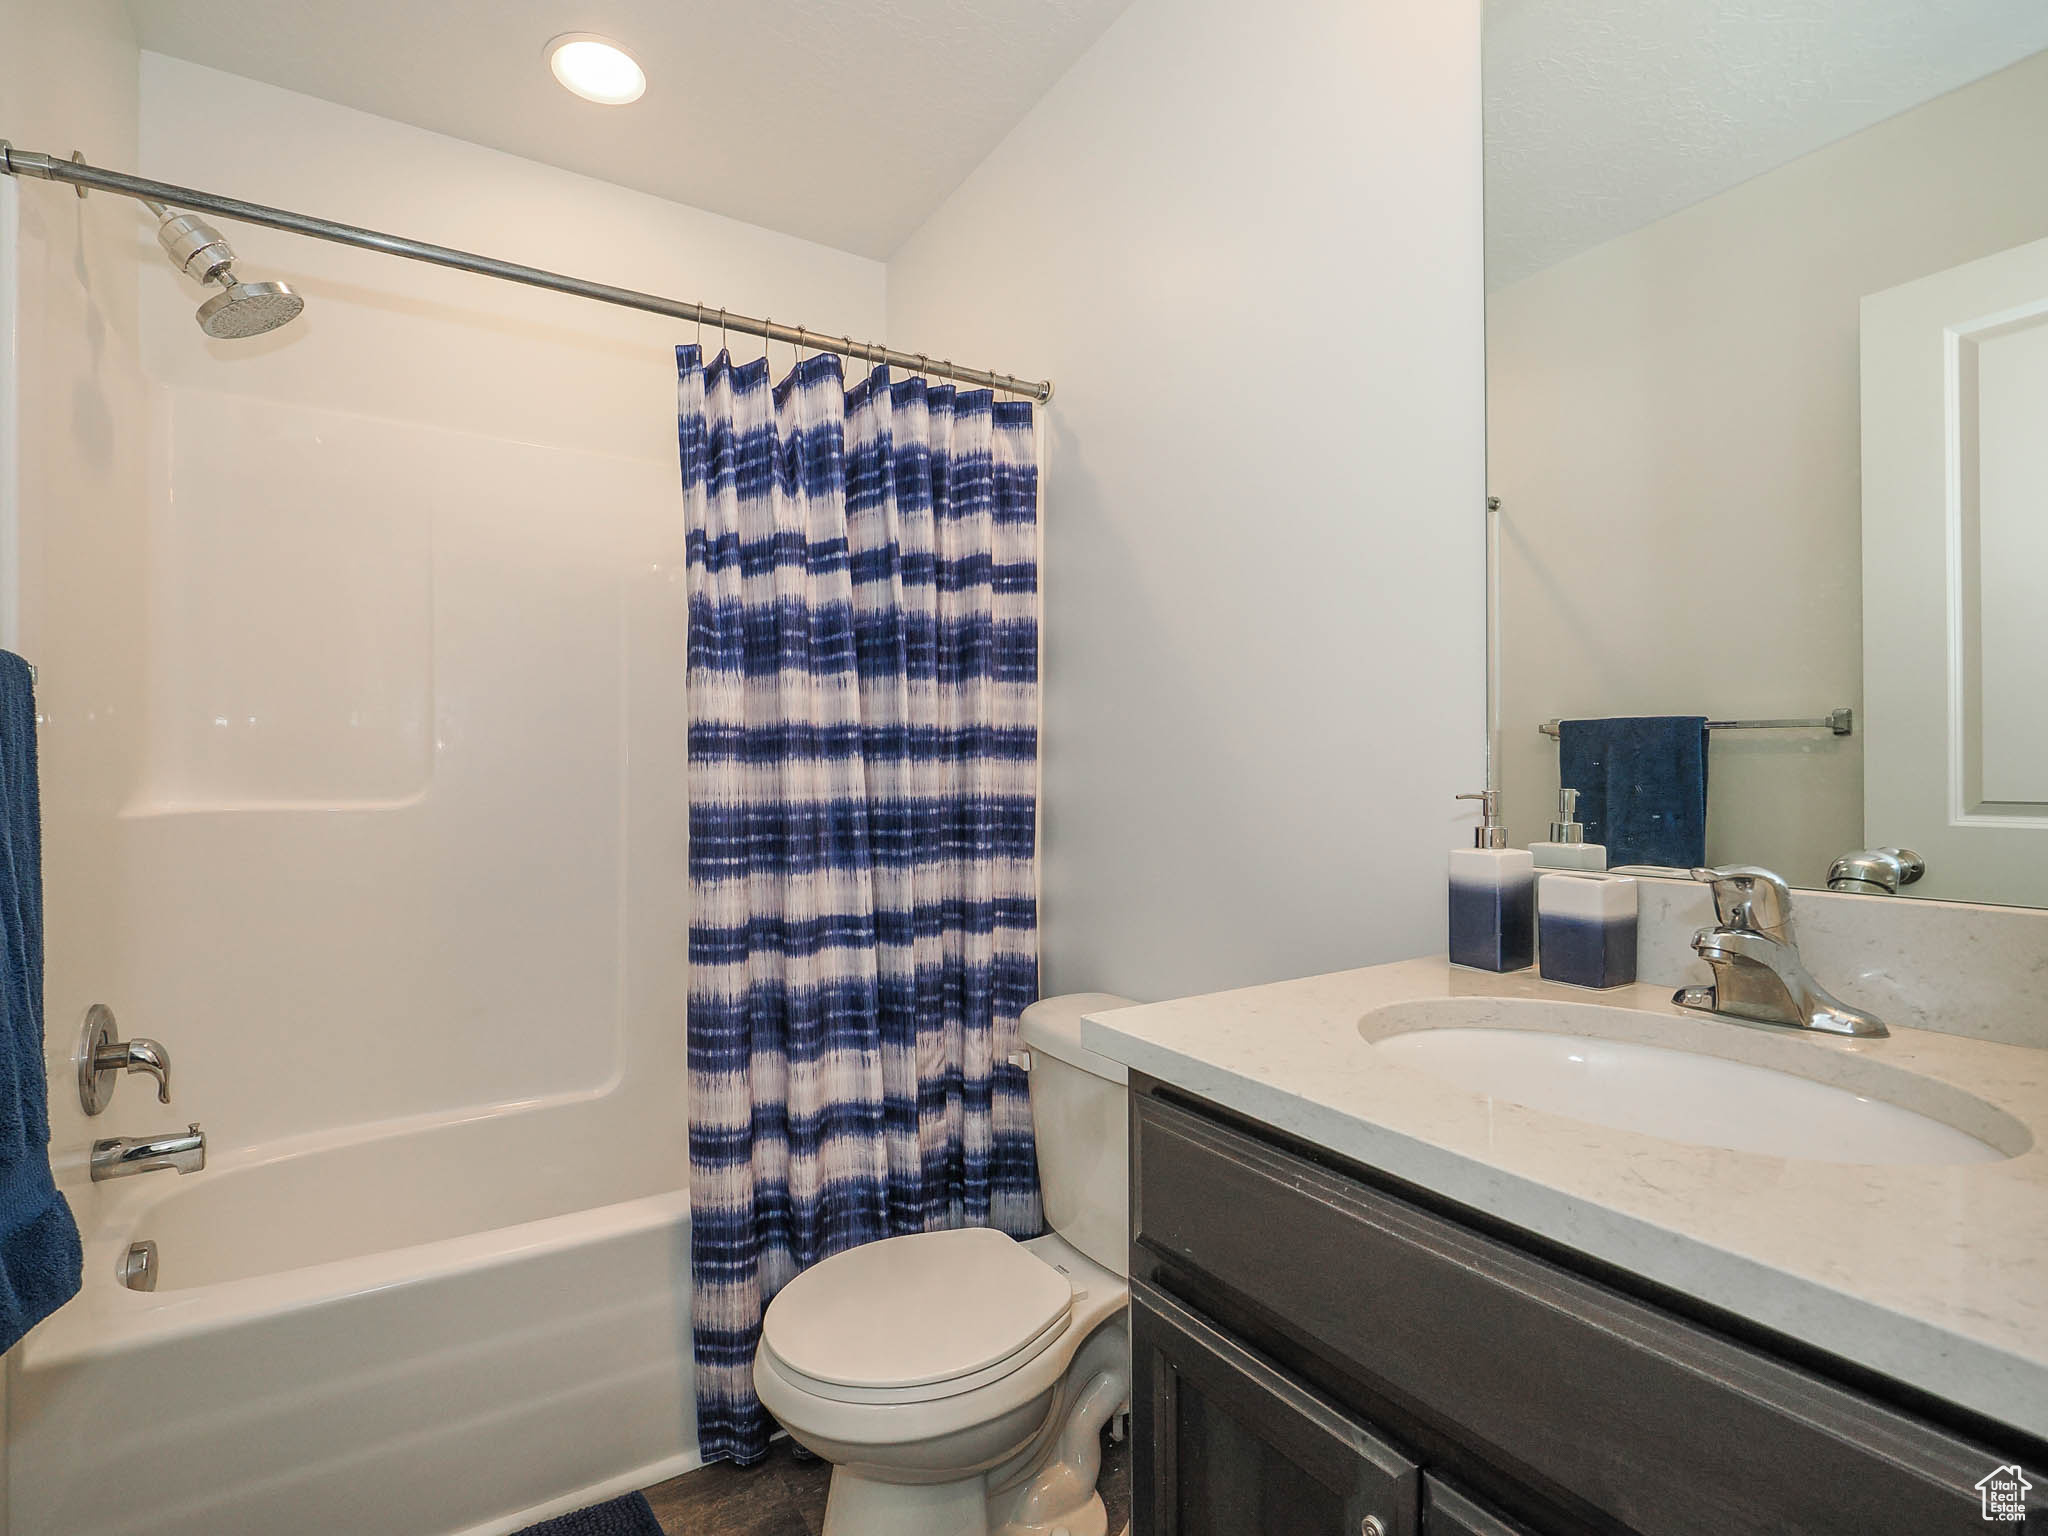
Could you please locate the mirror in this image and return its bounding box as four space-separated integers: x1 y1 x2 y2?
1483 1 2048 907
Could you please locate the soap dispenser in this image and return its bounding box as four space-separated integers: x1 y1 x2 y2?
1449 791 1534 973
1530 787 1607 872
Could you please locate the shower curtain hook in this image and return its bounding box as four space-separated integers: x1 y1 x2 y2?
795 324 807 372
717 307 728 358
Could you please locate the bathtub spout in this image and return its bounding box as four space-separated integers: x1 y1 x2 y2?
91 1123 206 1181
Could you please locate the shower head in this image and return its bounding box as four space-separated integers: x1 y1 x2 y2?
196 279 305 338
150 203 304 338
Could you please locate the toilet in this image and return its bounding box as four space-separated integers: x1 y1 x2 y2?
754 993 1138 1536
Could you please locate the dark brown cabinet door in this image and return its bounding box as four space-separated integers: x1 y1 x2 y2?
1133 1278 1420 1536
1423 1478 1541 1536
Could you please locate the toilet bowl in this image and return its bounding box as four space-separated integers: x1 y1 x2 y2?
753 993 1138 1536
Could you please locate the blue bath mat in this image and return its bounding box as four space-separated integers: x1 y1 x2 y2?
513 1491 663 1536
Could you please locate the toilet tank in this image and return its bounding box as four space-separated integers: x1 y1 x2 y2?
1020 993 1138 1277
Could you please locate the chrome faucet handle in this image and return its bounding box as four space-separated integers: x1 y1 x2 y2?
103 1038 172 1103
1689 865 1793 944
77 1004 172 1115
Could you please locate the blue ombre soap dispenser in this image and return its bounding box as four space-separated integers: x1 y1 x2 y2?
1537 872 1639 989
1449 791 1534 972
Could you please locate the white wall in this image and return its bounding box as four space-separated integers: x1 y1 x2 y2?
888 0 1487 1002
0 0 147 1519
42 57 885 1180
1489 48 2048 885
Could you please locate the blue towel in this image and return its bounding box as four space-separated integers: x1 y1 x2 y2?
1557 715 1710 871
0 651 79 1355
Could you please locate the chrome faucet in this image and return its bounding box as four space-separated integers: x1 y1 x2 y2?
90 1124 206 1182
1672 867 1888 1038
1827 847 1924 896
77 1004 173 1116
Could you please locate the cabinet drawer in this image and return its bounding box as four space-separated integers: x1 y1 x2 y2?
1133 1090 2021 1536
1134 1278 1420 1536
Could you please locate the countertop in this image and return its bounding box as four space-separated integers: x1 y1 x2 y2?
1080 957 2048 1439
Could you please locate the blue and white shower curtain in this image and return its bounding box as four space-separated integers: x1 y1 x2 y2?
682 344 1041 1465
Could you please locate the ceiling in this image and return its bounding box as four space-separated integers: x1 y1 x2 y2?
1485 0 2048 289
121 0 1136 258
121 3 2048 281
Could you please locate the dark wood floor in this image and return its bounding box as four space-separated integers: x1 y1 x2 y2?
643 1427 1131 1535
642 1441 830 1536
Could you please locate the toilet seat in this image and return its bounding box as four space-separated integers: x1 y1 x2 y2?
760 1228 1075 1406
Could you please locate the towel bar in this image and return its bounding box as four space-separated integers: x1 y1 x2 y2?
1538 708 1852 739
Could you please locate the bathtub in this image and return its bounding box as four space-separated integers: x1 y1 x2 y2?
6 1098 696 1536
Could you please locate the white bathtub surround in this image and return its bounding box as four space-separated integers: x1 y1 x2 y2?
1634 875 2048 1049
4 53 889 1536
1081 958 2048 1438
9 1099 694 1536
0 6 147 1530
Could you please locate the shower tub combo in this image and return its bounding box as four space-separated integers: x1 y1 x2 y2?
2 135 703 1536
9 1094 695 1536
0 130 1042 1536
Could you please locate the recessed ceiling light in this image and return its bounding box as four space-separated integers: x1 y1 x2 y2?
547 34 646 106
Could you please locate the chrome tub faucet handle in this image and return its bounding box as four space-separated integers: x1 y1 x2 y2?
103 1036 171 1103
78 1004 173 1115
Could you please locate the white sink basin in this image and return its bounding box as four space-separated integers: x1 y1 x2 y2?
1372 1025 2008 1165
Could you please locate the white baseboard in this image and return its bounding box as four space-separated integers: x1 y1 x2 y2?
447 1448 705 1536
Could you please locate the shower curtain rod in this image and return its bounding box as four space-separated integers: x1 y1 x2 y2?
0 143 1054 403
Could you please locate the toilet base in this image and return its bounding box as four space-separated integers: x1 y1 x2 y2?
820 1470 1110 1536
768 1237 1131 1536
815 1337 1128 1536
993 1489 1108 1536
822 1468 991 1536
987 1355 1127 1536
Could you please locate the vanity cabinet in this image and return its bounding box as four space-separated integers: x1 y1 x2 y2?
1423 1480 1540 1536
1128 1077 2040 1536
1132 1280 1419 1534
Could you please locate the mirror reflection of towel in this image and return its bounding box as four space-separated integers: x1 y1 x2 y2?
1556 716 1710 870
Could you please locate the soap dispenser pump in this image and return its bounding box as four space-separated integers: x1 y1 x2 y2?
1449 791 1534 972
1530 787 1607 872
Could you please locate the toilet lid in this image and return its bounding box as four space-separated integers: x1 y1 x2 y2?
761 1228 1074 1394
